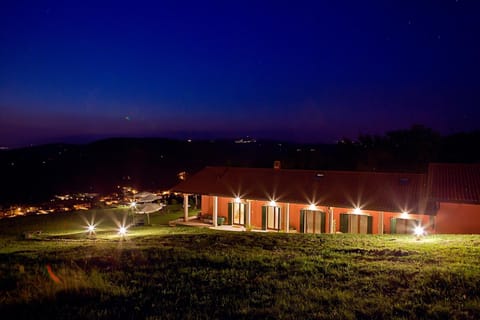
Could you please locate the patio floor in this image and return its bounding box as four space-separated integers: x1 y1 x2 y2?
210 225 247 232
170 218 258 232
170 218 300 233
169 217 211 227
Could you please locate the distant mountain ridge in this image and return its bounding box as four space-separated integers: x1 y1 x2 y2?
1 129 479 205
0 137 323 204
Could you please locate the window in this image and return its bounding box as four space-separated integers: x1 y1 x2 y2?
228 202 246 225
262 205 281 230
390 218 420 234
340 213 373 234
300 210 326 234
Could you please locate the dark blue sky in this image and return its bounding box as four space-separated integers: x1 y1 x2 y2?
1 0 479 147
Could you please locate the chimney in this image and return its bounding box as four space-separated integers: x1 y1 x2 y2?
273 160 281 170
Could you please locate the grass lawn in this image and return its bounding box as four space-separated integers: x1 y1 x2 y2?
0 207 479 319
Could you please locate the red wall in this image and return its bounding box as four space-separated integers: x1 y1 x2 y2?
435 202 480 234
287 203 305 231
201 195 212 215
200 195 238 220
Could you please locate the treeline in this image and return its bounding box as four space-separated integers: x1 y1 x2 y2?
281 125 480 172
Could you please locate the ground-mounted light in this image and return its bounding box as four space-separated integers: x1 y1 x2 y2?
118 226 128 236
81 213 100 238
413 225 425 240
85 223 97 238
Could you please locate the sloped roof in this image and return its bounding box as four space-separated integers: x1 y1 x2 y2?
172 166 432 214
428 163 480 204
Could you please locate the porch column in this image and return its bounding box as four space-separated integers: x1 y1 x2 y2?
246 200 251 227
213 196 218 227
183 194 189 222
285 203 290 232
329 207 334 233
378 211 384 235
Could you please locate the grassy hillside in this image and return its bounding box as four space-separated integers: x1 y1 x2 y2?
0 208 479 319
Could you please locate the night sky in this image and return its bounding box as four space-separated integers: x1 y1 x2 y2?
1 0 479 147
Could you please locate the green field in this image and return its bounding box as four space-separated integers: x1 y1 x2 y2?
0 207 479 319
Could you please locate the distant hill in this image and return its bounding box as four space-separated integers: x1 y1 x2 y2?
0 138 332 204
1 128 479 205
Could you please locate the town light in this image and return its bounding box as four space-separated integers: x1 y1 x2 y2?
130 201 136 208
87 224 95 233
353 208 361 215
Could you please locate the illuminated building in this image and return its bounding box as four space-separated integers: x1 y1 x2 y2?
171 163 480 234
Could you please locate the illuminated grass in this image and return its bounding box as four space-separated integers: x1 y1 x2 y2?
0 209 479 319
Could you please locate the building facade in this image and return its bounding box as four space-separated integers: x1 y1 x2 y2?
200 195 431 234
172 164 480 234
427 163 480 234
